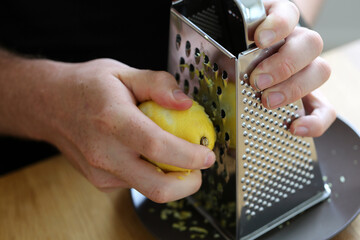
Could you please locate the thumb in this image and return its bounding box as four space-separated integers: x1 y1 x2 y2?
119 68 193 110
254 0 299 48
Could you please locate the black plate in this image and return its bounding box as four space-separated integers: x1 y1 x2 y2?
131 117 360 240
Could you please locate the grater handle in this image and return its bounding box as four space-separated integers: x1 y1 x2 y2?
234 0 266 49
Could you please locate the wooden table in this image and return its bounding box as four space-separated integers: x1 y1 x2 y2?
1 40 360 240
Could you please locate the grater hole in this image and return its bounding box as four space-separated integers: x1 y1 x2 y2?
217 86 222 96
198 71 204 80
213 161 219 170
194 48 201 64
212 101 217 109
204 55 210 65
193 86 199 95
215 125 220 133
176 34 181 50
185 40 191 57
225 132 230 142
221 169 228 178
180 57 185 72
219 147 225 162
221 109 226 118
222 70 228 80
189 64 195 79
213 63 218 72
184 79 189 94
175 72 180 85
238 70 317 215
189 63 194 72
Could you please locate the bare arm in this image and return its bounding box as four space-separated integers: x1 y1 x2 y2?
0 49 68 140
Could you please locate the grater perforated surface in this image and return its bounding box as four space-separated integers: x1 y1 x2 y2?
168 1 330 239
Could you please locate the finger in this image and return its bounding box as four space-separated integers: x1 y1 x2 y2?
116 105 216 170
99 185 131 193
289 90 336 137
119 68 193 110
122 156 203 203
255 0 300 48
251 27 323 91
261 57 331 109
72 151 131 189
86 167 131 190
84 122 205 203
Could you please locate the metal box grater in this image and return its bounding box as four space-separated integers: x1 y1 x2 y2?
168 0 331 239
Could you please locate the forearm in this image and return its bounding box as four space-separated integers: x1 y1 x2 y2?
0 49 68 140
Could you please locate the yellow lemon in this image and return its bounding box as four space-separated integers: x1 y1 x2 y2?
139 100 216 172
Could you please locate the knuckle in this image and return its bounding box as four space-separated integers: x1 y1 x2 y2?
306 30 324 54
256 60 267 72
315 58 332 81
88 58 119 74
271 2 299 33
152 71 174 84
93 58 116 65
279 57 296 79
288 1 300 20
193 175 202 193
313 122 326 137
324 104 337 125
142 132 163 160
148 184 172 203
290 84 303 101
148 174 203 203
86 166 124 190
87 154 102 169
314 107 336 137
273 14 290 32
86 169 106 189
92 108 116 134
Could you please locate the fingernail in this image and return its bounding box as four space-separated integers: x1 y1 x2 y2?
266 92 285 108
254 74 273 90
294 126 309 136
204 152 216 168
259 30 276 47
173 89 190 101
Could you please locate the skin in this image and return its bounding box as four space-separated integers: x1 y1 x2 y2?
0 0 335 203
251 0 335 137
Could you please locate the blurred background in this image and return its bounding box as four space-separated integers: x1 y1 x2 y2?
314 0 360 51
314 0 360 135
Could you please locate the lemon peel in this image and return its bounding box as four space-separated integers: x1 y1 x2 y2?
139 100 216 172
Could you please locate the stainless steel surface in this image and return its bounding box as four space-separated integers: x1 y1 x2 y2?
131 117 360 240
235 46 330 239
234 0 266 48
168 1 330 239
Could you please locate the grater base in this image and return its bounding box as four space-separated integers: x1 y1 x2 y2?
130 117 360 240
